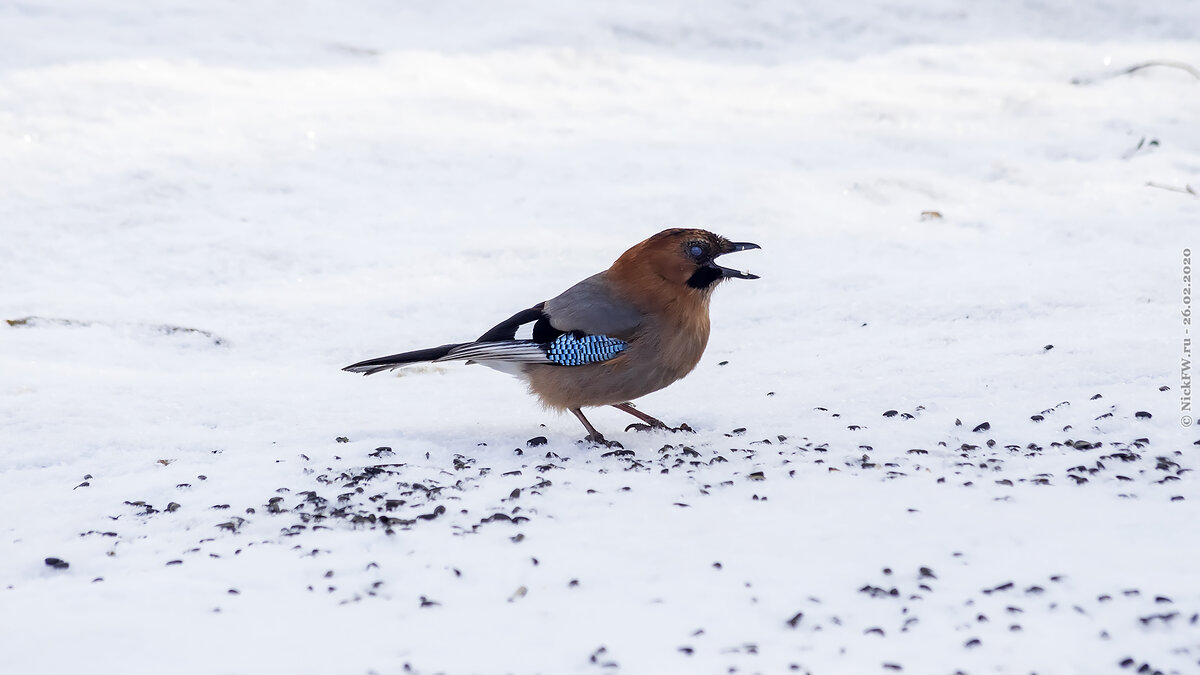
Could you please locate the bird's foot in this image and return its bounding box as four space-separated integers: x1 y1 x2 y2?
582 434 624 449
624 422 695 434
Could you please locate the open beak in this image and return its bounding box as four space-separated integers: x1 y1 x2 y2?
711 241 761 279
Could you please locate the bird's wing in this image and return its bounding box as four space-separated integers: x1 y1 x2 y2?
542 272 643 339
438 333 628 366
447 273 641 367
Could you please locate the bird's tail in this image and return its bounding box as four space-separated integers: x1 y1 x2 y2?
342 343 465 375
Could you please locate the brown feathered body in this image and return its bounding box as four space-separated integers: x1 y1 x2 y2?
523 232 716 410
343 228 759 441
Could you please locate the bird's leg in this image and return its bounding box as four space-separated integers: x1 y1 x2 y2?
612 402 694 434
570 408 623 448
612 402 668 430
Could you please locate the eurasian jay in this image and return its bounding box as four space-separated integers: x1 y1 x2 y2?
343 228 760 446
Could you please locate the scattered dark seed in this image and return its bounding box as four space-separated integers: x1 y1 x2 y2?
972 422 990 433
44 557 69 570
859 584 898 598
527 436 548 447
1135 411 1152 419
417 505 446 521
1139 612 1178 625
883 410 898 418
335 437 349 443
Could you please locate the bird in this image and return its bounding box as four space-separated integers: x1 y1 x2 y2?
343 228 760 446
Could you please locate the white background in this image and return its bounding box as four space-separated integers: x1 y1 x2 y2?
2 2 1198 673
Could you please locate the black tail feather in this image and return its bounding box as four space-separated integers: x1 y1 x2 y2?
342 343 464 375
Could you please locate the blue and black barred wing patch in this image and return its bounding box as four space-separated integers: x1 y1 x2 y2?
435 334 627 366
545 333 627 366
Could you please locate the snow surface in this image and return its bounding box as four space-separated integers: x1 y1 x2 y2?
2 1 1199 673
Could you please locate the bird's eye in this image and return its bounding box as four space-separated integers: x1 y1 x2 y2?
688 244 705 259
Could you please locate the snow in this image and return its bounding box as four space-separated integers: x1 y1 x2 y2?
2 1 1198 673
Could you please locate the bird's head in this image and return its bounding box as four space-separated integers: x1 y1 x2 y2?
621 228 761 292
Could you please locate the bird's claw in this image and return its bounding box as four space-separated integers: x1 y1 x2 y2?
624 422 695 434
582 435 624 449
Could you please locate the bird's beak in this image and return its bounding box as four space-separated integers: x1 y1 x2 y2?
711 241 761 280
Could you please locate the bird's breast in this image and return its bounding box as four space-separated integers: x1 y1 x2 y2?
647 309 710 378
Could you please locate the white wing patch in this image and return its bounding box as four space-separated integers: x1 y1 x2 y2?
437 341 549 363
